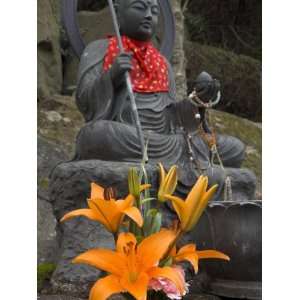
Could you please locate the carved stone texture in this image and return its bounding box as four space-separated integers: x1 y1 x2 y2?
49 160 158 296
170 0 187 100
38 293 219 300
38 0 63 101
38 136 68 264
50 218 114 297
184 293 222 300
38 294 127 300
49 160 158 220
38 295 86 300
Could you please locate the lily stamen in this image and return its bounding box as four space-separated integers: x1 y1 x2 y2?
104 186 117 200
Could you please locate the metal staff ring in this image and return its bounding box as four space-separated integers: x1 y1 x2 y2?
62 0 176 60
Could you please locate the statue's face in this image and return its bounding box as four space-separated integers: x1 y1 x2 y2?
118 0 160 41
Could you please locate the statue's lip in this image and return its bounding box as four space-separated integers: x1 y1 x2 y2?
140 21 153 27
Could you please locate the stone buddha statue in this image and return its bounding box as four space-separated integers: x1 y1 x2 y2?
48 0 257 293
73 0 256 199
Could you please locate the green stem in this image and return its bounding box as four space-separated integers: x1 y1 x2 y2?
162 229 184 261
156 200 162 210
136 195 141 211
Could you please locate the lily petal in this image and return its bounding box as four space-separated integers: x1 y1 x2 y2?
73 249 126 276
89 275 124 300
91 182 104 199
91 198 122 232
123 207 144 227
158 165 178 202
164 195 185 223
186 184 218 231
197 250 230 261
87 200 113 232
115 194 135 211
185 176 207 212
120 272 149 300
202 184 219 206
175 252 199 274
173 244 199 273
92 198 119 220
177 244 196 255
140 184 151 192
164 166 178 195
116 232 137 254
137 229 176 270
170 246 177 257
158 163 166 187
60 209 100 223
147 266 185 295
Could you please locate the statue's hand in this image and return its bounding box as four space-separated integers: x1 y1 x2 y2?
109 52 133 85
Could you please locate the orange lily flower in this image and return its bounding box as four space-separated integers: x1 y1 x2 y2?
157 164 178 202
60 183 143 233
73 230 186 300
170 243 230 274
164 175 218 232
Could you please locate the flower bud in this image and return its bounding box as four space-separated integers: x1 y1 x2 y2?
157 164 178 202
128 167 141 199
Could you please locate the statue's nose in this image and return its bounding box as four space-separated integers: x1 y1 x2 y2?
145 8 153 20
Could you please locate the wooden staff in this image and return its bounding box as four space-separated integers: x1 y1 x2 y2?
107 0 146 159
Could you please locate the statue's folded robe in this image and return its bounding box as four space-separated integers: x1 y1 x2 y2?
74 39 252 198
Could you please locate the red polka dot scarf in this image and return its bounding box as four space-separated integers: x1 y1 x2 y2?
103 36 169 93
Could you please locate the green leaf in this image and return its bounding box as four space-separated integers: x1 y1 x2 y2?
141 197 156 205
136 235 144 244
128 167 141 200
160 256 173 267
150 212 162 234
143 209 158 236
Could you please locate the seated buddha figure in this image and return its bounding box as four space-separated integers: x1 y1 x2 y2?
74 0 256 199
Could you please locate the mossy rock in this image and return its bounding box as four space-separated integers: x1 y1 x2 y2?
38 95 84 156
209 109 261 197
38 0 63 101
185 41 261 122
37 263 56 292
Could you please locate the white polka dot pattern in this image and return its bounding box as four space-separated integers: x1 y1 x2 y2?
103 36 169 93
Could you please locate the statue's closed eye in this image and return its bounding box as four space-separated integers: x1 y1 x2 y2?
130 1 147 10
132 4 146 10
151 6 159 15
130 1 159 15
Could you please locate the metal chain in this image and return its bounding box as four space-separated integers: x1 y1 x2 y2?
178 97 234 201
211 144 233 202
191 110 234 202
183 128 208 175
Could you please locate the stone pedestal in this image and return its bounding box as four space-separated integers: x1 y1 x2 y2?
49 160 158 296
49 159 257 297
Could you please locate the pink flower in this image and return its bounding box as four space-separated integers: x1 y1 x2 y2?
148 266 189 299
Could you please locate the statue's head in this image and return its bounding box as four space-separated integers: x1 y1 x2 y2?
115 0 160 41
